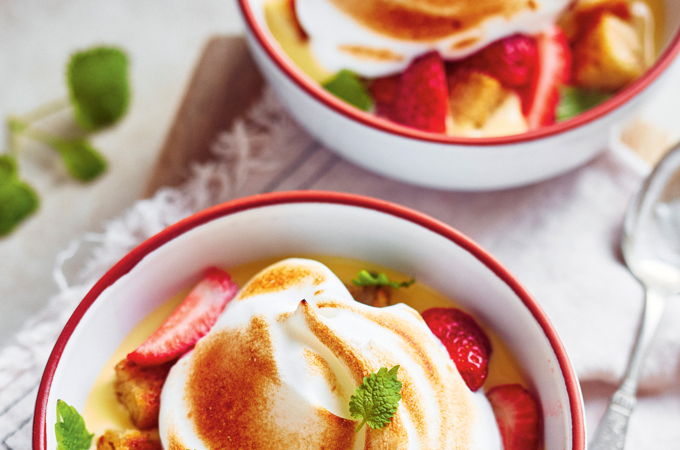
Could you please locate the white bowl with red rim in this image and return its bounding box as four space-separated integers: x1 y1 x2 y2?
33 191 585 449
238 0 680 190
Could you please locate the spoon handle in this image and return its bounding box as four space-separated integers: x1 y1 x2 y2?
589 387 636 450
590 287 666 450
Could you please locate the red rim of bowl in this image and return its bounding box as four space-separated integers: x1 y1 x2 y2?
33 191 585 449
237 0 680 147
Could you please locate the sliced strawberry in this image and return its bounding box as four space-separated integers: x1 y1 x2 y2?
521 26 572 129
466 34 539 88
127 267 238 366
369 75 400 118
422 307 491 391
388 51 449 133
487 384 542 450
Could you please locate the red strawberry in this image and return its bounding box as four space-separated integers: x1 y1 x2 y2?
467 34 539 88
127 267 238 366
521 26 572 129
421 307 491 391
487 384 542 450
388 51 449 133
369 75 400 118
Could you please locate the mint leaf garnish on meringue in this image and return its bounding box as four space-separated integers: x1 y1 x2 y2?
349 365 402 432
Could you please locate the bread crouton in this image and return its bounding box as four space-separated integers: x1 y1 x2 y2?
348 284 392 307
448 71 508 129
114 359 172 429
573 12 644 90
96 429 162 450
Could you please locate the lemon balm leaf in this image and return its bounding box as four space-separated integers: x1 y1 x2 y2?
67 46 130 131
0 155 38 237
323 70 373 111
53 139 107 182
0 154 18 179
55 400 93 450
557 86 611 122
352 270 415 289
349 366 402 431
0 177 39 237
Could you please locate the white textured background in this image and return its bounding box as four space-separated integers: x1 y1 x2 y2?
0 0 242 343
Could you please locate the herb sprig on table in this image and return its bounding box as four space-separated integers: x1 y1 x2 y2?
1 45 130 237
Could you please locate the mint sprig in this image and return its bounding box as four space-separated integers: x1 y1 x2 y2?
352 270 415 289
68 46 130 131
2 45 130 236
349 365 402 432
55 399 93 450
557 86 611 122
0 155 39 237
53 139 107 182
323 70 373 111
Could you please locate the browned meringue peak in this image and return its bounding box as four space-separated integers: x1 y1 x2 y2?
328 0 542 41
159 259 492 449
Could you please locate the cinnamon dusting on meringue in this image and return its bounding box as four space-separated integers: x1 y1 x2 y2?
329 0 527 41
338 45 405 61
239 264 324 299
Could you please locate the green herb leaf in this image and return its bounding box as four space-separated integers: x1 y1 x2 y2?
55 399 93 450
349 366 402 432
352 270 414 289
0 154 18 178
67 46 130 131
53 139 107 182
0 155 39 237
323 70 373 111
557 86 611 122
0 179 39 237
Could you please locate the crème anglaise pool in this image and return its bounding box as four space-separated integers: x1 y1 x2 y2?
81 257 538 449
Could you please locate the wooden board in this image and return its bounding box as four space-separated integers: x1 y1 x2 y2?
145 36 264 195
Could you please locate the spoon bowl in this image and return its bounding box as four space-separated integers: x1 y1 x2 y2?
622 142 680 292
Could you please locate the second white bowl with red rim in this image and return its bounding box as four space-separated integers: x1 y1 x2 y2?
238 0 680 190
33 191 585 448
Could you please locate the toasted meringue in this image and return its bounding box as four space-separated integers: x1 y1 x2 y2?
160 258 501 449
295 0 571 77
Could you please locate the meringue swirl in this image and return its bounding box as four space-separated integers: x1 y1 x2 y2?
159 258 501 449
294 0 571 77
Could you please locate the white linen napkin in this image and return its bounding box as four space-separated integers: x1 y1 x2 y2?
1 87 679 449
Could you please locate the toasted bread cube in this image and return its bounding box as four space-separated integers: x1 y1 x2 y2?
448 72 508 129
97 429 162 450
573 13 643 90
114 359 172 430
559 0 630 39
348 285 392 307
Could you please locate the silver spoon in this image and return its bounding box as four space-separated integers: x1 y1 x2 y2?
590 142 680 450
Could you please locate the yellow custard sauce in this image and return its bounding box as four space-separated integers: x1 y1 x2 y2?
84 255 528 437
264 0 332 83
